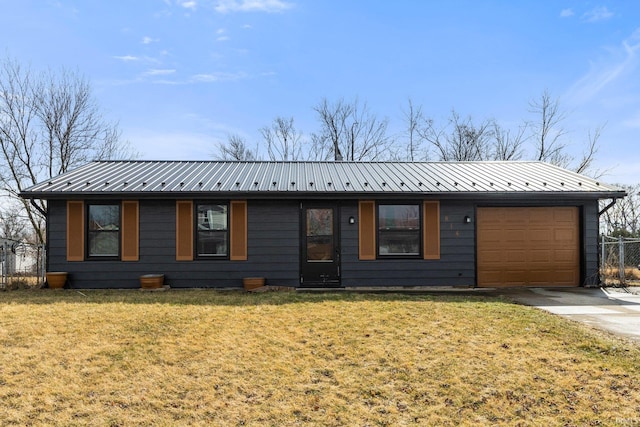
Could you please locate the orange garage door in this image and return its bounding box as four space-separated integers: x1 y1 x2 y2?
477 207 580 287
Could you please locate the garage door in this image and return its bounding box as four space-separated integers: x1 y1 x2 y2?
477 207 579 287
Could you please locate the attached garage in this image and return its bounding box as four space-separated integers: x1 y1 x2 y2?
477 207 580 287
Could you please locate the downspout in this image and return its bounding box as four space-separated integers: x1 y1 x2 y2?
598 198 619 217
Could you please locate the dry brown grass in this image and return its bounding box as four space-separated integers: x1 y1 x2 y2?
1 290 639 426
601 267 640 286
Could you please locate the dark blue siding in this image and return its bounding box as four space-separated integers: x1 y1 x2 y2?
46 197 601 289
48 199 300 289
583 200 599 286
340 201 475 287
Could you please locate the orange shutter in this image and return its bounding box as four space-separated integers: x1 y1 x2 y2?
359 201 376 260
121 201 139 261
423 201 440 260
67 201 84 261
176 200 193 261
230 200 248 261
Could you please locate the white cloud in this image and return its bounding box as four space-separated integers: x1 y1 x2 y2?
216 28 229 41
113 55 140 62
179 0 197 10
565 29 640 104
582 6 614 23
143 69 177 76
214 0 293 13
190 71 247 82
560 8 574 18
142 36 159 44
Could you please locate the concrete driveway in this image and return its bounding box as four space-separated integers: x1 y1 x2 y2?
499 287 640 343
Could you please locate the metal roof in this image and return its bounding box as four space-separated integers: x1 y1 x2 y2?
20 160 625 199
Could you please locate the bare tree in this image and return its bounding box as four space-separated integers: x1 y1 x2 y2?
491 121 526 161
260 116 304 161
600 184 640 237
401 98 427 161
574 125 602 175
529 89 602 175
419 110 495 161
313 98 352 161
0 202 29 241
313 97 389 161
0 57 134 244
216 133 256 161
529 89 569 167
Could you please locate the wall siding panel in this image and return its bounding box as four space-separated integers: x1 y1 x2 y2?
46 197 601 289
48 199 300 288
341 200 476 287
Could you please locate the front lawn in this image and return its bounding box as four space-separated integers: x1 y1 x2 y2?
1 290 639 426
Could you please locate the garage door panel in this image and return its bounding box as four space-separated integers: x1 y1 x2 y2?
529 209 554 223
555 228 576 242
529 229 552 242
554 207 577 222
478 229 504 243
530 249 550 263
478 270 503 283
506 250 527 263
478 207 579 287
554 249 578 262
505 230 527 242
504 270 528 281
480 250 505 263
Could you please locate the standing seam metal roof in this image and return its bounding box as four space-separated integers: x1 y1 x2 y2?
20 160 625 198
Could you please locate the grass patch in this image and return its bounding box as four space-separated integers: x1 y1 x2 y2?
1 290 639 426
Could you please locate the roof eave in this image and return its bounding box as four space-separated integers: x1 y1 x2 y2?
19 190 628 200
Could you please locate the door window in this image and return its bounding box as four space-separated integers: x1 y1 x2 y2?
306 208 334 261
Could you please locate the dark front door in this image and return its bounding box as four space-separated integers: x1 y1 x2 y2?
300 204 340 287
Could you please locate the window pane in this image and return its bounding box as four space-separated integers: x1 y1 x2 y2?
88 231 119 256
197 230 228 256
89 205 120 231
198 204 227 231
307 235 333 261
379 231 420 255
196 203 228 257
378 204 421 256
379 205 419 230
88 204 120 257
307 209 333 237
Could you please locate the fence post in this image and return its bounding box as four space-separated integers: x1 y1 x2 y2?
619 236 625 284
1 241 6 287
601 235 605 280
40 244 46 286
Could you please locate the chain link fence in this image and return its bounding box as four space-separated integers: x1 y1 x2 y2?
600 236 640 286
0 239 46 290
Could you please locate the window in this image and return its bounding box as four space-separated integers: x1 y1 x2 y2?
196 203 228 257
87 203 120 258
378 204 421 256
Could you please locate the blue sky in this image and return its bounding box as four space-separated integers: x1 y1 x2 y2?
2 0 639 184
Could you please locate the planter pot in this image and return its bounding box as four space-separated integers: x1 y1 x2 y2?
46 272 68 289
243 277 265 290
140 274 164 289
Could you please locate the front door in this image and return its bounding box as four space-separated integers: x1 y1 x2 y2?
300 204 340 287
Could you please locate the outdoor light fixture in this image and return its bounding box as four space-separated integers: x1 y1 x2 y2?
464 215 472 223
349 216 356 224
